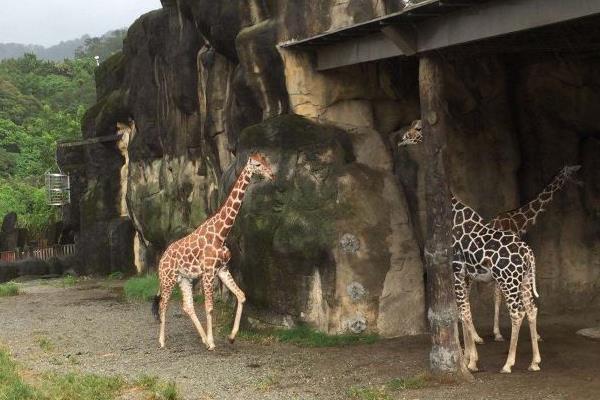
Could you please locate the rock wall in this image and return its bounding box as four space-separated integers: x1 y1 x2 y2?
63 0 599 336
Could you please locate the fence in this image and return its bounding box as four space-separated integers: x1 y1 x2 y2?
0 244 76 263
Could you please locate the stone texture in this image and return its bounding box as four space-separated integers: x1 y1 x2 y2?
60 1 599 337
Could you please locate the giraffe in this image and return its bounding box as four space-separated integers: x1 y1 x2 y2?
452 196 541 373
480 164 581 343
398 120 580 343
152 153 275 350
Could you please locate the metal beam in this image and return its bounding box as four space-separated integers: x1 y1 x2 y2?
317 32 403 71
381 25 417 55
418 0 600 52
314 0 600 70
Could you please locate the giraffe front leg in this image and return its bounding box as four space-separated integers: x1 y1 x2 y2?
179 278 208 346
217 269 246 344
454 272 479 371
493 285 505 342
202 273 216 351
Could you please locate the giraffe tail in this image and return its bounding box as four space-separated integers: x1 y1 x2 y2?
529 250 539 298
151 294 161 321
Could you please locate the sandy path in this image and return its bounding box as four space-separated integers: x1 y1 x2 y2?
1 279 599 399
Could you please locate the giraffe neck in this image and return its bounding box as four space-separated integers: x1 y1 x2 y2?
500 171 569 235
215 166 253 240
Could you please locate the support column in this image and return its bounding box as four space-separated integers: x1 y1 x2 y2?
419 55 471 379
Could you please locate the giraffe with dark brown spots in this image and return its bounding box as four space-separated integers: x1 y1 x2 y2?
398 120 581 347
452 196 541 373
152 153 275 350
479 165 581 343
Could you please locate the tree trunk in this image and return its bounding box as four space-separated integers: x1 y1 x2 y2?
419 55 471 379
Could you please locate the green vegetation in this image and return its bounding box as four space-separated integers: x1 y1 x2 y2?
37 373 125 400
0 282 20 297
0 53 96 235
0 29 126 62
255 375 279 392
61 274 77 287
0 347 37 399
133 375 179 400
0 347 180 400
123 274 203 303
35 337 54 353
348 374 430 399
347 386 391 400
107 271 124 281
274 324 378 347
218 307 378 347
387 374 428 390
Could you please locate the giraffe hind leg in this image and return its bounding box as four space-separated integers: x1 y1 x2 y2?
158 282 174 349
522 271 542 371
201 269 217 351
500 284 525 374
493 284 505 341
217 269 246 344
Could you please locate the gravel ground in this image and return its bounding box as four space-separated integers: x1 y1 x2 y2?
1 279 599 400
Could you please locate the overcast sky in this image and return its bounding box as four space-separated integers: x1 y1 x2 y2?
0 0 162 46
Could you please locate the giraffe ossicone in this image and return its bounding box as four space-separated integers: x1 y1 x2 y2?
152 152 275 350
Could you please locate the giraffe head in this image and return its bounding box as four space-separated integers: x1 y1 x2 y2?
560 164 583 186
397 119 423 146
247 152 276 181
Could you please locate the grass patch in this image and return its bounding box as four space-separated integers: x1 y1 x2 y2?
275 324 378 347
255 375 279 392
387 373 428 390
347 386 391 400
134 374 179 400
107 271 124 280
0 347 180 400
36 372 125 400
225 322 378 348
35 337 54 353
0 347 37 400
123 274 202 303
61 275 77 287
0 282 20 297
215 301 378 348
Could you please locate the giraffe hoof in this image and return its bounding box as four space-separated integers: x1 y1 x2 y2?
228 337 235 344
494 335 505 342
467 364 479 372
500 366 512 374
528 363 541 372
206 344 215 351
474 337 485 345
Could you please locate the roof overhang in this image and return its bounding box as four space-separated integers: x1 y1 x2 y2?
279 0 600 70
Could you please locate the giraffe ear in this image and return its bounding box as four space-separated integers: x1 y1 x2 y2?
248 155 260 166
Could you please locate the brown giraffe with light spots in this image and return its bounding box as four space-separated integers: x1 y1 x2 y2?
152 153 275 350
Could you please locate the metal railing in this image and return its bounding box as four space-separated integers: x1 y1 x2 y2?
0 244 76 263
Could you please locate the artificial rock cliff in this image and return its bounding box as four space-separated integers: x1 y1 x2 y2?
59 0 599 337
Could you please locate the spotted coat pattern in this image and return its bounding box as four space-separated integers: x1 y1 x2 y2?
156 153 275 350
479 164 581 342
452 196 541 373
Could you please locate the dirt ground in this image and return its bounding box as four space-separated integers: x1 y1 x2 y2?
1 279 599 400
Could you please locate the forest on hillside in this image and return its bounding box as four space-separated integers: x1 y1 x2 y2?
0 31 125 236
0 29 127 61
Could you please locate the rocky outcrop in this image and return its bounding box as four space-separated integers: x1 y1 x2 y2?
63 0 599 336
